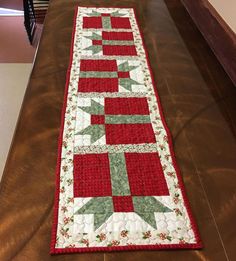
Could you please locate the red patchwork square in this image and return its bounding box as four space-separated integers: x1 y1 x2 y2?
103 45 137 56
91 115 105 125
73 154 112 197
118 71 130 78
125 153 169 196
113 196 134 212
102 31 134 41
105 98 150 115
80 60 118 71
105 124 156 144
78 78 119 92
83 17 102 28
110 17 131 29
101 13 110 17
92 40 102 45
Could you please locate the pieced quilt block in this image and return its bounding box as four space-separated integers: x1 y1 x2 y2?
78 59 145 93
73 151 171 230
83 14 131 29
73 152 169 198
51 7 201 254
82 31 137 56
74 97 156 146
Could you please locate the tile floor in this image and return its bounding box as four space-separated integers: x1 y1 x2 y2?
0 12 38 180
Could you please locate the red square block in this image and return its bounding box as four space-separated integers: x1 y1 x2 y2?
91 115 105 125
92 40 102 45
105 97 150 115
105 124 156 145
118 71 130 78
80 60 118 72
83 17 102 28
110 17 131 29
78 78 119 92
113 196 134 212
125 153 169 196
103 45 137 56
73 154 112 197
102 31 134 41
101 13 110 17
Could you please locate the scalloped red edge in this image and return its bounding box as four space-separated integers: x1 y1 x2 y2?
50 6 203 254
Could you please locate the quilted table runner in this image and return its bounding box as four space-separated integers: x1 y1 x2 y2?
51 7 202 254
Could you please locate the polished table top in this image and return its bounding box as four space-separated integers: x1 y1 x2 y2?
0 0 236 260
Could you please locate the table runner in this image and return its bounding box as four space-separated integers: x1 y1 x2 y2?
50 6 202 254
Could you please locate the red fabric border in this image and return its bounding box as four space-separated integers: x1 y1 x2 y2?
50 6 203 255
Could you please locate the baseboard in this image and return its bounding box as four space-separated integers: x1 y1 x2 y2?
181 0 236 85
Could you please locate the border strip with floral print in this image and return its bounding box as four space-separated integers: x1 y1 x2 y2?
50 6 202 254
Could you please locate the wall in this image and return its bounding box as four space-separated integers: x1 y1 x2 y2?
0 0 23 10
208 0 236 33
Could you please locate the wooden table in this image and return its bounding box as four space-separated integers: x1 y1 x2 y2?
0 0 235 260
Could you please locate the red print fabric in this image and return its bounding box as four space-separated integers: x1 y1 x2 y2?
125 153 169 196
105 124 156 145
117 71 130 78
113 196 134 212
80 59 118 71
91 115 105 125
102 31 134 41
83 17 131 29
73 154 112 197
103 45 137 56
110 17 131 29
105 97 150 115
78 78 119 92
83 17 102 28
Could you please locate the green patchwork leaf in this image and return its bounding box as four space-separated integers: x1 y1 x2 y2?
76 197 113 230
110 11 126 17
118 61 139 72
75 196 172 231
76 125 105 144
84 45 102 54
79 100 104 115
119 78 141 91
133 196 172 229
94 213 113 230
86 10 101 17
85 32 102 40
